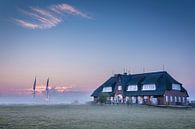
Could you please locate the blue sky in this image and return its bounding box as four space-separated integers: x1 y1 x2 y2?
0 0 195 99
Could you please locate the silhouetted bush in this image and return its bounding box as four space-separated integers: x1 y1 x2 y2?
98 92 109 104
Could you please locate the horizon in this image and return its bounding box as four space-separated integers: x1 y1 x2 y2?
0 0 195 100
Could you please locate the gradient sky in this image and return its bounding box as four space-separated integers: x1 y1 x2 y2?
0 0 195 99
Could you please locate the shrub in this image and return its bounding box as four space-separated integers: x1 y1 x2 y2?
98 92 109 104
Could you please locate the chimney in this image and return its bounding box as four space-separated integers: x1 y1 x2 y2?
123 72 127 75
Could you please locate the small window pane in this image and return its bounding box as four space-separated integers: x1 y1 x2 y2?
102 87 112 92
127 85 138 91
142 84 156 91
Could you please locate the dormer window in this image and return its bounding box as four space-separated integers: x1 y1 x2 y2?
127 85 138 91
142 84 156 91
172 84 181 91
102 87 112 92
118 85 122 90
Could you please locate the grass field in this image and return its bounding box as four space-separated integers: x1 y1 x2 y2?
0 104 195 129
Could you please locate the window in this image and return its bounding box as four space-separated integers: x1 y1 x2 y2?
102 87 112 92
175 96 177 102
178 97 181 102
132 96 136 103
170 96 173 102
172 84 181 91
183 97 185 103
118 85 122 90
144 96 148 99
138 96 143 104
150 96 158 105
127 85 138 91
165 96 169 102
142 84 156 91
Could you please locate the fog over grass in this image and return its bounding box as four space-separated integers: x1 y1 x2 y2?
0 92 92 105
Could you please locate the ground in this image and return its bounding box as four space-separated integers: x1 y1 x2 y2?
0 104 195 129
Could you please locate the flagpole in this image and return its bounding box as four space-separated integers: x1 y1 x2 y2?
33 77 36 98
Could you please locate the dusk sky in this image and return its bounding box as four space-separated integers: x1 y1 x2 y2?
0 0 194 99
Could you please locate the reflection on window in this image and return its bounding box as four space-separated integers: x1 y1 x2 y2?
118 86 122 90
127 85 138 91
102 87 112 92
142 84 156 91
172 84 181 90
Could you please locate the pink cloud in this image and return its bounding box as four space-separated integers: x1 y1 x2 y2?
15 7 62 29
14 3 92 29
50 3 92 19
15 19 39 29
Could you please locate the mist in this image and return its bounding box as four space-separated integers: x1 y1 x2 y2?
0 92 92 105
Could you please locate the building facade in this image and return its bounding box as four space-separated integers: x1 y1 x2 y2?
91 71 189 105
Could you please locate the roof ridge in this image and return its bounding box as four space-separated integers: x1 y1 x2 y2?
117 71 167 77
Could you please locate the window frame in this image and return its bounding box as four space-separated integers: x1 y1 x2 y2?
142 84 156 91
127 85 138 91
102 87 112 92
172 84 181 91
118 85 122 91
165 96 169 102
170 96 173 102
175 96 177 102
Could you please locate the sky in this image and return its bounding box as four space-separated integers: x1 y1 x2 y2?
0 0 195 99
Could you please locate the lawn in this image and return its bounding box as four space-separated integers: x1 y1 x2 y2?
0 104 195 129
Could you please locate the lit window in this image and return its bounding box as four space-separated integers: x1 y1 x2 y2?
102 87 112 92
172 84 181 91
118 86 122 90
132 96 136 103
127 85 138 91
165 96 169 102
170 96 173 102
144 96 148 99
142 84 156 91
178 97 181 102
175 96 177 102
183 97 185 103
